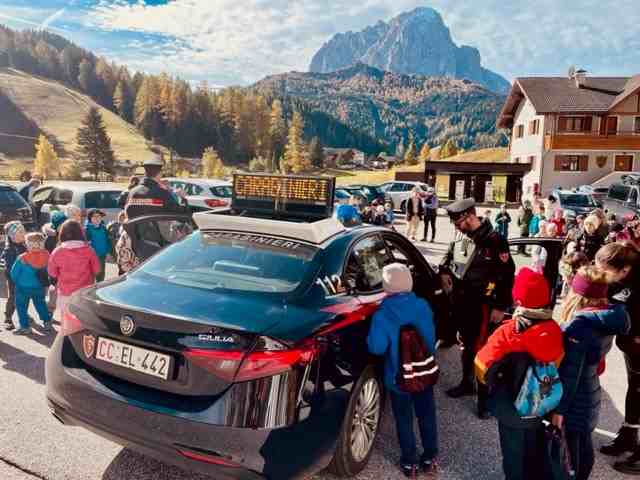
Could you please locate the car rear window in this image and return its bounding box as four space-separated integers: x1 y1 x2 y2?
609 184 631 201
85 191 122 209
559 193 596 207
210 186 232 197
0 188 29 208
136 231 318 294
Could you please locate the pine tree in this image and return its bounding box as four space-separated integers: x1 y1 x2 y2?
440 139 458 159
269 99 287 162
404 139 418 166
77 58 95 94
283 111 310 174
419 143 431 163
34 135 60 179
202 147 224 178
113 79 133 123
308 137 324 168
76 107 116 180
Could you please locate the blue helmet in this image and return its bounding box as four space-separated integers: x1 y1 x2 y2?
335 204 362 227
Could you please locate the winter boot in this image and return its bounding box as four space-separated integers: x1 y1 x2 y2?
601 427 638 456
615 448 640 475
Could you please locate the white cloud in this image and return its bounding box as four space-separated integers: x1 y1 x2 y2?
83 0 640 85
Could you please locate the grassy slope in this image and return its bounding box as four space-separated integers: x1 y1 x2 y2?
0 68 152 166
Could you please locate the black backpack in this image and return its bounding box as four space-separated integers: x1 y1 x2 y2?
396 326 439 393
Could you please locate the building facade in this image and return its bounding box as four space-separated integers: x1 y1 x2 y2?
497 72 640 200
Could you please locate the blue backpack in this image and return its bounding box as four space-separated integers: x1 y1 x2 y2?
514 362 563 418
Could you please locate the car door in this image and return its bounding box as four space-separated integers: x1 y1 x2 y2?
123 214 196 263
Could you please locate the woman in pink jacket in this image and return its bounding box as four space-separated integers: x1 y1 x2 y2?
48 220 100 317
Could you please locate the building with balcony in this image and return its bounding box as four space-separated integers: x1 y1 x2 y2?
497 70 640 199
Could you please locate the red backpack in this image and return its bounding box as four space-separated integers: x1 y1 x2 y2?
396 326 439 393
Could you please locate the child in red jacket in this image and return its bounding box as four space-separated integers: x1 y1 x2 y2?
48 220 100 317
476 267 564 480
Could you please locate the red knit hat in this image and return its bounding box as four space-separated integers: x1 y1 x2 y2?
512 267 550 309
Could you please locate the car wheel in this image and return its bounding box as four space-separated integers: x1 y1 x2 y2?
328 365 382 477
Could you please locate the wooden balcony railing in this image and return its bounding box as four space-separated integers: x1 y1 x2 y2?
545 131 640 150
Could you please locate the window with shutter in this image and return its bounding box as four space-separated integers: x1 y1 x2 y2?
554 155 589 171
558 117 568 131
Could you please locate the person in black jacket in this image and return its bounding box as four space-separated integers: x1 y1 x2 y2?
442 198 516 418
594 243 640 474
0 222 27 330
118 176 140 209
553 266 630 480
405 188 424 241
125 156 188 220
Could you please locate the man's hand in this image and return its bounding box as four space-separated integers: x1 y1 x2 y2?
489 309 504 324
440 273 453 294
551 414 564 429
175 188 187 199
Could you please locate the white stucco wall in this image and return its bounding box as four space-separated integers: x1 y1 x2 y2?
510 99 546 199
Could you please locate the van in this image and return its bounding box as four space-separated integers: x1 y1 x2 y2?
603 175 640 218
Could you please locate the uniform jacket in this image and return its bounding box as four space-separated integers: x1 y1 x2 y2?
117 190 130 209
48 241 100 296
462 219 516 311
367 292 435 393
85 222 112 258
406 196 424 221
10 250 49 290
125 177 188 220
0 239 26 279
556 304 630 433
517 207 533 236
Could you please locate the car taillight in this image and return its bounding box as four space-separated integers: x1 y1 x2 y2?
178 448 240 468
62 309 83 336
204 198 228 208
184 338 316 382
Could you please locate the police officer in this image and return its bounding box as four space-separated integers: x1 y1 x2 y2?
125 156 189 220
441 198 515 418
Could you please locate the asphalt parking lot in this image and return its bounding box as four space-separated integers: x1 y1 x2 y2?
0 213 632 479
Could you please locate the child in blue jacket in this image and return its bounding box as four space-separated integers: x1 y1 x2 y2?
1 221 27 330
85 209 111 282
367 263 438 477
10 232 51 334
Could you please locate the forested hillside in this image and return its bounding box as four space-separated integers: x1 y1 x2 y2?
0 25 382 164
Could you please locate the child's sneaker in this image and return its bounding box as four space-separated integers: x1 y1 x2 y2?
12 327 31 336
400 463 419 478
41 322 53 333
422 459 438 477
4 319 15 331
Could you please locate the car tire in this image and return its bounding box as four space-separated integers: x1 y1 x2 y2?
328 365 382 477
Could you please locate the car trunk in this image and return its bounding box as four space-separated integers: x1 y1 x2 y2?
67 276 287 397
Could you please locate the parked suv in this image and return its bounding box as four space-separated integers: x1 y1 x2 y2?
380 181 428 212
550 188 598 217
603 175 640 218
0 183 36 242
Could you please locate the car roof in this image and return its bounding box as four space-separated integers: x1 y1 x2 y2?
35 182 123 192
164 177 231 187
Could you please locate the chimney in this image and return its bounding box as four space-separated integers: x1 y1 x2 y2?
574 69 587 88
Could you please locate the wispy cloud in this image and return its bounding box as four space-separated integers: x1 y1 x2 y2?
74 0 640 85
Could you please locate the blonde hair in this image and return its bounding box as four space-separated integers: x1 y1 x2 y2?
583 214 600 234
558 265 609 325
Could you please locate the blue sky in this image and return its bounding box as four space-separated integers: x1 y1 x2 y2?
1 1 639 87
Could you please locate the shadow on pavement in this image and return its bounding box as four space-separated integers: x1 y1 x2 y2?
102 449 213 480
0 338 46 385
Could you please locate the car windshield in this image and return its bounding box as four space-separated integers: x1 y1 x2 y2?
135 230 318 294
360 186 381 196
210 186 232 197
0 188 29 208
85 190 122 209
559 193 596 207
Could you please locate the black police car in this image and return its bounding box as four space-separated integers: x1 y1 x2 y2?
46 175 563 479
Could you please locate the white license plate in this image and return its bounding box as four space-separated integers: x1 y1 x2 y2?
95 337 171 380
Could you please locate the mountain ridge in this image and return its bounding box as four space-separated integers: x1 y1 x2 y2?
309 7 510 94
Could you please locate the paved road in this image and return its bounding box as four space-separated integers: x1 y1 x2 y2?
0 214 631 480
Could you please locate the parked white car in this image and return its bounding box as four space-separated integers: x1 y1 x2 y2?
379 181 429 212
164 178 232 211
32 182 124 225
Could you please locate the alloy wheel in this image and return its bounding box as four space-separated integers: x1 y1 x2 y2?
350 377 381 462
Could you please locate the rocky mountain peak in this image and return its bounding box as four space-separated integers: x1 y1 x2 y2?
309 7 510 94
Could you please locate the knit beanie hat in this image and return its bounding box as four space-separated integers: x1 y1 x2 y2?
25 232 46 251
512 267 550 309
382 263 413 294
4 221 25 243
51 210 67 230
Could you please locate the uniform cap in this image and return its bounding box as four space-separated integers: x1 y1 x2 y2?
444 198 475 219
143 154 163 167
